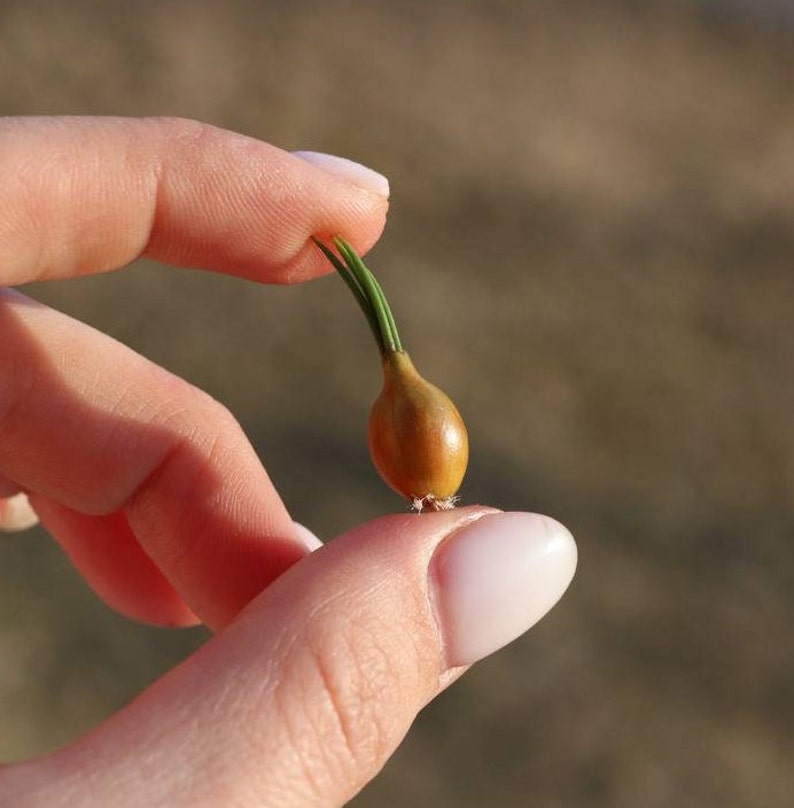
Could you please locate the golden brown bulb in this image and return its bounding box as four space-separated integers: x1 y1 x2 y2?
369 352 468 510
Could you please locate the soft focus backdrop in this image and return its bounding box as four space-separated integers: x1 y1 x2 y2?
1 1 792 806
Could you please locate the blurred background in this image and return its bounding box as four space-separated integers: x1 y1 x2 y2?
1 0 792 805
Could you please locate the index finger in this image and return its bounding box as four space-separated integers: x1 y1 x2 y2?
0 116 389 286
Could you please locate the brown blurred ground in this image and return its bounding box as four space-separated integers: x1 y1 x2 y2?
1 0 793 805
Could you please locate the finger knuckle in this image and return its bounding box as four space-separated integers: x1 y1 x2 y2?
277 608 436 795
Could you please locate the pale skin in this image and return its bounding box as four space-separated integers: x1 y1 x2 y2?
0 117 577 807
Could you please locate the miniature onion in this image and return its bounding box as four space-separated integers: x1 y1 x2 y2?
369 351 468 510
313 236 469 511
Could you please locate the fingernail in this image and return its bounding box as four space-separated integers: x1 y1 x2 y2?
0 493 40 532
431 512 577 667
293 521 324 552
292 151 390 198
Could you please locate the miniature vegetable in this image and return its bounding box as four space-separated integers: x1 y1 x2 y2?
313 236 468 511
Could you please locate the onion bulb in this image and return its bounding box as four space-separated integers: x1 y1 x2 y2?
313 236 469 511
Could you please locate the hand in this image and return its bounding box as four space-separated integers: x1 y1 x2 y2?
0 117 577 807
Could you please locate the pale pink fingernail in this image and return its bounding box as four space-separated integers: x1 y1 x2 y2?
431 512 577 667
0 493 40 532
292 151 390 197
293 521 324 552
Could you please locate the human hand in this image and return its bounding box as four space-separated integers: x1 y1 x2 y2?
0 117 577 807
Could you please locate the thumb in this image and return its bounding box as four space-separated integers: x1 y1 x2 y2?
3 507 576 808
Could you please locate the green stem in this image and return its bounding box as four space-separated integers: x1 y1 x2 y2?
332 236 403 354
311 237 384 353
314 236 404 356
369 272 402 353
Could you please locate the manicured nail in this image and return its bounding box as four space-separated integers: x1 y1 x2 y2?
293 151 390 198
431 512 577 667
293 521 324 552
0 493 40 532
